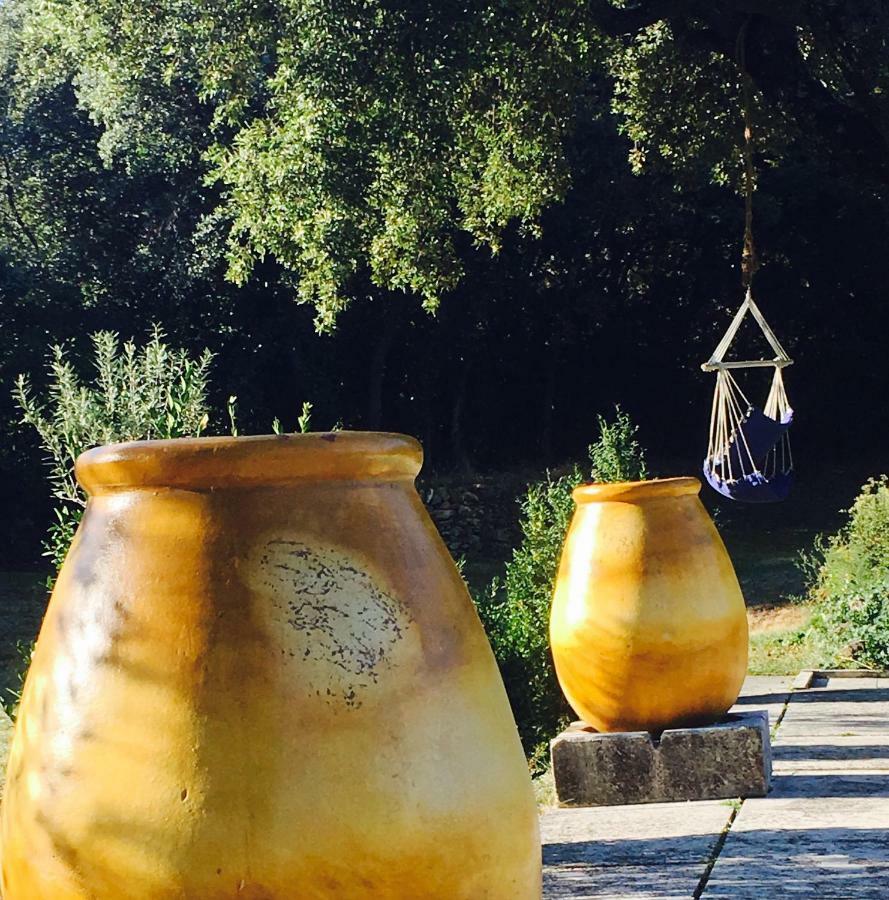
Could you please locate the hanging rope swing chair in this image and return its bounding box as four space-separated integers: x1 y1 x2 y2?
702 289 794 502
702 21 794 503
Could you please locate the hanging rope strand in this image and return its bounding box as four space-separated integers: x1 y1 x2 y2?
736 17 758 291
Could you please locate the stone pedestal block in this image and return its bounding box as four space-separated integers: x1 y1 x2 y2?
550 710 771 807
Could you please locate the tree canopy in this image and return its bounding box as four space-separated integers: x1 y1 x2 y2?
6 1 888 328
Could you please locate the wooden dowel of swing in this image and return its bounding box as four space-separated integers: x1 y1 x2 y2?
701 359 794 372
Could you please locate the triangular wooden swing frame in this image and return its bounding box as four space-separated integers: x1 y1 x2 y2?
701 287 793 372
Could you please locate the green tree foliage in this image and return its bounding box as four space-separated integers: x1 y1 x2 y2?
9 0 601 328
477 407 648 766
9 1 889 327
806 477 889 668
0 0 220 303
13 329 214 574
601 3 889 188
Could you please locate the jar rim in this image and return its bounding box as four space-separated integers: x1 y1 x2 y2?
573 476 701 504
76 432 423 494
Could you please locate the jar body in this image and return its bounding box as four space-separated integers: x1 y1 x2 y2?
549 478 748 733
1 434 540 899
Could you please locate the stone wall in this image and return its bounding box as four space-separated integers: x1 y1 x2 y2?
417 473 527 562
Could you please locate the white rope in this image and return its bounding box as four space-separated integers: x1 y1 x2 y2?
707 369 761 481
764 365 790 420
708 295 751 367
763 366 793 476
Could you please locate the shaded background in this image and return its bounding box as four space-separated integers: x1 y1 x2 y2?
2 35 887 572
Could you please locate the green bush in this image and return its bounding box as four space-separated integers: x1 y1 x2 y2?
476 406 649 768
588 406 649 484
13 328 215 577
806 476 889 668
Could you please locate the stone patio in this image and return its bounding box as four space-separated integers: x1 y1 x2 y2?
542 674 889 898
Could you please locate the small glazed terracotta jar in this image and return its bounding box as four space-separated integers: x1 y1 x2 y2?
549 477 748 733
1 433 541 899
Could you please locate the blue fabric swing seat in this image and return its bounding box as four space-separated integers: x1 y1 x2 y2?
704 406 794 503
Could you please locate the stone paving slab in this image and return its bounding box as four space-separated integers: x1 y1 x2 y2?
729 675 793 729
700 797 889 898
775 694 889 737
544 864 712 900
732 675 795 697
542 802 734 899
772 735 889 772
703 678 889 898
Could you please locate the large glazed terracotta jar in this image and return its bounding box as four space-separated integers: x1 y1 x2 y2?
1 433 540 899
549 477 748 733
